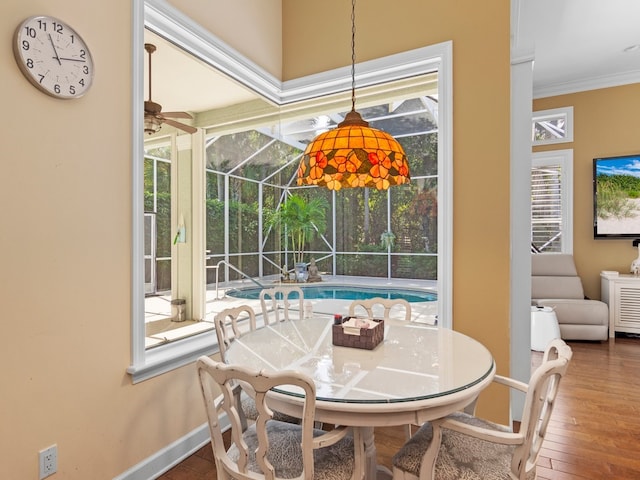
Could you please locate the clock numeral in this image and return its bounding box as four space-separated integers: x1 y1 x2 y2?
22 40 30 51
38 74 45 84
69 85 76 95
79 49 86 59
26 58 34 69
82 65 89 75
24 26 36 38
70 34 76 44
54 84 61 94
52 22 63 34
79 79 85 87
36 20 47 31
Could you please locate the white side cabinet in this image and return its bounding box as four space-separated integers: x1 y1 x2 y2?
601 272 640 338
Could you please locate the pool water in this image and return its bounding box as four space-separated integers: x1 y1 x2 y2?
225 285 436 303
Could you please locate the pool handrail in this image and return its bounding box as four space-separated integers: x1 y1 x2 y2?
207 260 265 300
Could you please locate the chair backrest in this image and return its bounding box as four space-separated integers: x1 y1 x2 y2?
531 253 585 299
348 297 412 321
260 286 304 324
197 356 317 480
214 305 257 360
513 338 572 478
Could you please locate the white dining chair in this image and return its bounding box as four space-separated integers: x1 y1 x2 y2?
348 297 412 321
197 355 365 480
391 338 573 480
214 305 257 361
260 286 305 324
214 305 299 426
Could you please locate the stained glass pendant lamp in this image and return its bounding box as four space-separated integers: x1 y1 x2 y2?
296 0 410 191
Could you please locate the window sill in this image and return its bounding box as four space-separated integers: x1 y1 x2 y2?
146 320 215 348
127 332 218 383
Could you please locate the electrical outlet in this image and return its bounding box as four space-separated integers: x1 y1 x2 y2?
39 444 57 479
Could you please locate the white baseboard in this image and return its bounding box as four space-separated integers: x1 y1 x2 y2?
113 422 211 480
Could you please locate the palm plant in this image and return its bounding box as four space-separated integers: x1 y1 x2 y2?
267 193 329 267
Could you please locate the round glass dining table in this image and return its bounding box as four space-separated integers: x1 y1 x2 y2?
225 315 495 479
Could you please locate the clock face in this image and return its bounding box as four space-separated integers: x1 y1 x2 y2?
13 15 94 99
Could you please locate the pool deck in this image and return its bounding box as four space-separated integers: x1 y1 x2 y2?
145 275 438 348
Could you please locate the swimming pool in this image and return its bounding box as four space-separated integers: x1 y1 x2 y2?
225 285 436 303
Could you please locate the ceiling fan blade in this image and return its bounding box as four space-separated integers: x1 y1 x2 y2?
162 111 193 120
163 118 197 134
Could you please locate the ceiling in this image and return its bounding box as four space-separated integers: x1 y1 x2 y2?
143 30 258 115
526 0 640 98
145 1 640 115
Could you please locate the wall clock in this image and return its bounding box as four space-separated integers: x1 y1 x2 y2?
13 15 94 99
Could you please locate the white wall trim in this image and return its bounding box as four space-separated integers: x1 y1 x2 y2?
510 0 534 423
281 44 447 104
438 40 454 329
533 69 640 99
532 106 574 146
132 0 146 370
113 423 212 480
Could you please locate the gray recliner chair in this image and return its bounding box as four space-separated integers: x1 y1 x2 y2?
531 254 608 341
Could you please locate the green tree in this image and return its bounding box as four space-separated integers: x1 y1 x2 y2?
266 194 329 266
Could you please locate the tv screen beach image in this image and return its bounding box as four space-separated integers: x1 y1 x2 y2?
595 155 640 237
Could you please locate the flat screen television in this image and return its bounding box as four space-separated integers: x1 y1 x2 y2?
593 154 640 239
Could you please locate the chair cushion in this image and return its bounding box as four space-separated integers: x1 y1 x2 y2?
536 299 608 326
241 396 301 424
228 421 355 480
392 412 535 480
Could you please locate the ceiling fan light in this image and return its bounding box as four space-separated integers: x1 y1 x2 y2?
144 116 162 135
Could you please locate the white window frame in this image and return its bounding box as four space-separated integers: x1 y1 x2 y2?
128 0 453 383
531 149 573 254
532 106 573 146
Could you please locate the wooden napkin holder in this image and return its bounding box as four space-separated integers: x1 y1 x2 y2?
332 317 384 350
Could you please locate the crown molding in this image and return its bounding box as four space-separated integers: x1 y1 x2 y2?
534 70 640 99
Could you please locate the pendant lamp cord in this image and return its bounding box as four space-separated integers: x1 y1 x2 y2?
350 0 357 112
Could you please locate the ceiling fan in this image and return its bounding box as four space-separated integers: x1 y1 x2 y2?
144 43 197 135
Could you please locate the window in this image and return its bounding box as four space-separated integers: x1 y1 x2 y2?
532 107 573 146
128 0 453 382
203 94 439 294
531 150 573 253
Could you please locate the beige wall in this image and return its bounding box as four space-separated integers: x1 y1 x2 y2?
168 0 283 78
2 0 511 478
284 0 512 421
1 1 279 479
534 83 640 299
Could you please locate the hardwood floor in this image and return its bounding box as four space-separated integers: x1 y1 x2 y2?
536 336 640 479
157 336 640 479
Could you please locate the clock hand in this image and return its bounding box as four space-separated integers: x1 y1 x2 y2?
59 57 86 62
48 34 62 66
